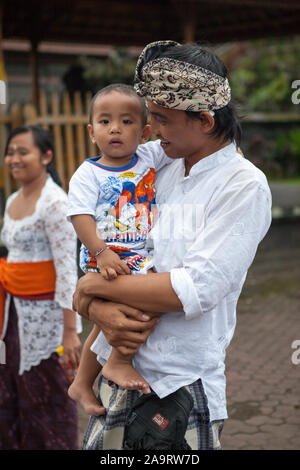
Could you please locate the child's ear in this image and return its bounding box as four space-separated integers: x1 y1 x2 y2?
140 125 151 144
87 124 96 144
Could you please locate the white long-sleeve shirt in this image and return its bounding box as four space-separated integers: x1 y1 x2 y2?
93 142 272 421
132 142 272 421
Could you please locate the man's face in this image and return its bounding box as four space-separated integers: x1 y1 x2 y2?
146 100 206 159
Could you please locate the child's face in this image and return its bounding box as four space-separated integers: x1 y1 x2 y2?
146 100 213 160
88 91 149 162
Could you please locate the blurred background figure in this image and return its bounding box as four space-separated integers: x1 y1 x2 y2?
0 125 81 450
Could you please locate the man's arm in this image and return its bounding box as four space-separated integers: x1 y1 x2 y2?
73 178 272 322
73 271 183 318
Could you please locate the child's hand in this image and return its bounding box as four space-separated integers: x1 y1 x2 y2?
96 248 130 280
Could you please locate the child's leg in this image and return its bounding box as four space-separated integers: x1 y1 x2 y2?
102 347 151 394
101 267 154 394
68 324 106 416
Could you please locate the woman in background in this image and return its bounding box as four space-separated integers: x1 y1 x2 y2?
0 125 81 449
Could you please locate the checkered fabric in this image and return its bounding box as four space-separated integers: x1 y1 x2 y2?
82 376 224 450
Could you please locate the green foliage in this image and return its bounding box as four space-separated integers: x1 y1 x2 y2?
272 128 300 176
229 36 300 112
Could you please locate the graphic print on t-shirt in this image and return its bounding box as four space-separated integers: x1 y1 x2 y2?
95 167 157 245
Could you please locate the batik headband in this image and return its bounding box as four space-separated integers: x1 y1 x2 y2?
134 40 231 112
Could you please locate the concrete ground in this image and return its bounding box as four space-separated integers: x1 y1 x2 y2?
76 219 300 450
221 219 300 450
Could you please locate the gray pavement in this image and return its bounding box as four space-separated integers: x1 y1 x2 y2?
222 222 300 450
76 219 300 450
269 182 300 219
269 182 300 209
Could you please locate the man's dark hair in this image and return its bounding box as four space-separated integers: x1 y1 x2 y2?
89 83 148 127
160 44 242 147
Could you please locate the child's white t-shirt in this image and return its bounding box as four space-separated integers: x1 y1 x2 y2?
67 140 170 255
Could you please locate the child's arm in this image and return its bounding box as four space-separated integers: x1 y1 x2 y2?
71 214 130 280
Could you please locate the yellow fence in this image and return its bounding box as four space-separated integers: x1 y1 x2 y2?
0 91 98 198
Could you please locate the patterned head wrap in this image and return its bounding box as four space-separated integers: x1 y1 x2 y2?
134 40 231 113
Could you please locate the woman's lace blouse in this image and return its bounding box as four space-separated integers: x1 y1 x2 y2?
1 176 80 374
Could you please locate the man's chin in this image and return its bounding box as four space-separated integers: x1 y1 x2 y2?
159 143 177 158
164 149 184 160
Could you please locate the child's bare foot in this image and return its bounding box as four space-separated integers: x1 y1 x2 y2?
102 356 151 394
68 380 106 416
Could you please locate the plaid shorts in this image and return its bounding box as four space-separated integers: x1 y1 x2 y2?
82 376 224 450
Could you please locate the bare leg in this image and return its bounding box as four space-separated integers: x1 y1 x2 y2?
102 347 151 394
68 325 106 416
101 268 155 393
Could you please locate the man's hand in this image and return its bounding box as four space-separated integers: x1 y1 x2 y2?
89 299 160 356
72 272 102 318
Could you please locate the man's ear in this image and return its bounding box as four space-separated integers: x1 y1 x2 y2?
140 124 151 144
87 124 96 144
198 111 215 133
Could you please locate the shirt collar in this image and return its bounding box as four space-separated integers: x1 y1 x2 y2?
184 142 237 178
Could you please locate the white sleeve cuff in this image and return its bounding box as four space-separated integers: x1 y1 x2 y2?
170 267 203 320
66 209 95 223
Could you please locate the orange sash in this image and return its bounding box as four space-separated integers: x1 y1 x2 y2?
0 258 56 336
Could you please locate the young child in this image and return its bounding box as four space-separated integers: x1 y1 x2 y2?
67 84 170 415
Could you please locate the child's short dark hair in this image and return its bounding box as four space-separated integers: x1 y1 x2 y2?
89 83 148 127
160 44 242 147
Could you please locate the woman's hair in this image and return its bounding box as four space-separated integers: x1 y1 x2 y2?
160 44 242 147
89 83 148 127
4 125 62 186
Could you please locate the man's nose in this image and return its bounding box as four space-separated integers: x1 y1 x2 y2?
150 120 161 138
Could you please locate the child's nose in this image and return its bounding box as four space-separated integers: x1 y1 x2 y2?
110 122 121 133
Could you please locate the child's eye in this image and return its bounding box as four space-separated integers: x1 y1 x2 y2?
123 119 132 124
100 119 109 124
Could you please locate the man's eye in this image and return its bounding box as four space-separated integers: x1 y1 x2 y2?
153 115 166 125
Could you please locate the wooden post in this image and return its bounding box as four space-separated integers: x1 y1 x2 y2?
74 91 86 165
39 90 49 130
63 90 76 182
0 4 6 86
183 19 196 44
51 92 65 188
180 0 196 43
30 39 40 109
86 92 97 157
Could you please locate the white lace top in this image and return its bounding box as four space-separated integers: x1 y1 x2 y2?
0 176 80 375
